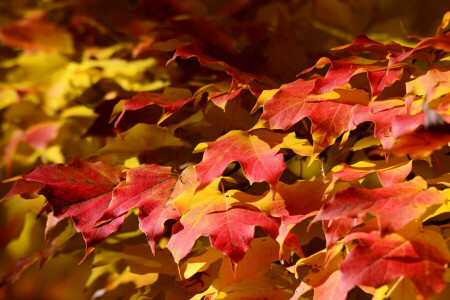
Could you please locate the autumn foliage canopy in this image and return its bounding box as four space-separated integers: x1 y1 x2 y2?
1 1 450 299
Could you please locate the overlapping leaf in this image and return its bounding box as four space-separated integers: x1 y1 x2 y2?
315 177 445 233
194 130 286 191
96 164 180 254
2 3 450 300
167 183 279 262
338 223 450 299
5 158 124 258
112 88 195 126
259 87 355 153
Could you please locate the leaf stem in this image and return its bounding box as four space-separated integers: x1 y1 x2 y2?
411 165 426 178
432 152 444 175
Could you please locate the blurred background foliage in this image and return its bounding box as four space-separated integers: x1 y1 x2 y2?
0 0 449 299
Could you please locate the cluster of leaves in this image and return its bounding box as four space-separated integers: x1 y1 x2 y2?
1 1 450 299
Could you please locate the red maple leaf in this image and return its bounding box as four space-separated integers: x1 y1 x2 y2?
260 88 354 153
339 223 450 299
113 91 195 127
6 158 124 259
96 164 180 254
194 130 285 191
167 186 279 263
314 177 444 233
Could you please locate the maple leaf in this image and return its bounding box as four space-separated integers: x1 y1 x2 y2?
5 158 124 259
339 222 450 299
314 177 445 233
259 89 354 153
167 184 279 262
194 130 285 191
112 87 195 127
96 164 180 254
2 3 450 299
